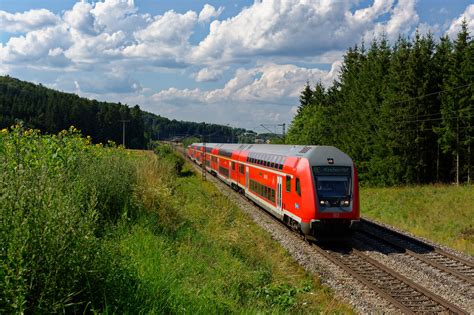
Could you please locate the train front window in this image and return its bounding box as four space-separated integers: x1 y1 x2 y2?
315 176 350 198
313 166 351 206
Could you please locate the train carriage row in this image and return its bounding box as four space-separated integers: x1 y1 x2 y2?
186 143 360 238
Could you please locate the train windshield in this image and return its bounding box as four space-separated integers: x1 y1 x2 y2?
313 166 351 200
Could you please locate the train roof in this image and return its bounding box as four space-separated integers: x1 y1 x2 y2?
190 143 353 166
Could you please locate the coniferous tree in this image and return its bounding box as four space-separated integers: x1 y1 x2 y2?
439 20 472 184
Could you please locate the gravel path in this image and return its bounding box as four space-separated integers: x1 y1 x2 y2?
184 155 472 314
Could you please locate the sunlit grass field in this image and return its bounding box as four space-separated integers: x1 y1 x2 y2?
361 185 474 256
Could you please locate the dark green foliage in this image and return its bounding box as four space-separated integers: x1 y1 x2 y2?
288 27 473 185
154 144 185 174
142 111 247 143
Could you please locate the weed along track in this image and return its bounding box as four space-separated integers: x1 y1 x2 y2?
176 146 473 313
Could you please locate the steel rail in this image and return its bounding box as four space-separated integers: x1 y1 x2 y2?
312 243 467 314
355 228 474 285
361 218 474 267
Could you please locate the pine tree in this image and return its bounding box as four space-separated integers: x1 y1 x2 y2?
439 20 472 184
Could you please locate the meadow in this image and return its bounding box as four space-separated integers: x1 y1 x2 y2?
361 185 474 255
0 127 351 313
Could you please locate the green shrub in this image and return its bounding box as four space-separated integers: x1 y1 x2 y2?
154 144 184 175
0 125 137 313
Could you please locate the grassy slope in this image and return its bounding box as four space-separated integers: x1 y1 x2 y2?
361 185 474 256
121 150 353 313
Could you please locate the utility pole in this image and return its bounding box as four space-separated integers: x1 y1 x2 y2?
119 120 130 148
278 123 286 143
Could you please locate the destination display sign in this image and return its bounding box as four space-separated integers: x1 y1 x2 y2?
313 166 351 176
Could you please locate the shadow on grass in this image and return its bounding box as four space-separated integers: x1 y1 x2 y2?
179 169 194 177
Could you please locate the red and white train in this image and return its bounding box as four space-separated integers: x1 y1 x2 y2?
186 143 359 239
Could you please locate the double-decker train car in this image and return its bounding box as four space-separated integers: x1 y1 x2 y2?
186 143 359 239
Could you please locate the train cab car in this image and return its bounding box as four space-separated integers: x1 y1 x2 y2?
186 143 359 239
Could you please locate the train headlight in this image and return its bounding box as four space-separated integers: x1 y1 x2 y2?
341 200 350 207
319 200 325 206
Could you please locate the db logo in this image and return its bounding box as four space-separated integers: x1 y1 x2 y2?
333 213 340 218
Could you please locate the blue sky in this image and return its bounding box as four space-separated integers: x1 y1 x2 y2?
1 0 473 131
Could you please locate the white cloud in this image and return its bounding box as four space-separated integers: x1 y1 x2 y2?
1 0 427 73
149 63 339 128
198 4 224 23
133 10 197 45
365 0 419 41
193 66 227 82
191 0 401 63
0 25 71 64
64 1 97 35
90 0 150 34
0 9 60 33
446 4 474 38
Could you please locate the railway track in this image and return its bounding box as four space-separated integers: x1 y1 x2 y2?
256 207 469 313
358 218 474 286
177 147 470 313
313 243 467 314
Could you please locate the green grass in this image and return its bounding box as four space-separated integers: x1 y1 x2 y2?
361 185 474 256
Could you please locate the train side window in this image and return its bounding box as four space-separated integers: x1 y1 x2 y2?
296 178 301 196
231 161 235 170
286 175 291 192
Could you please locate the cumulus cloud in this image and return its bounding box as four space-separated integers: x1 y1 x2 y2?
198 4 224 23
0 25 71 64
149 62 339 127
191 0 405 63
193 66 227 82
446 4 474 38
0 9 60 33
364 0 419 42
64 1 97 35
1 0 428 71
134 10 196 44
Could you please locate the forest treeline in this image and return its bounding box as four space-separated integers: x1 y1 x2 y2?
0 76 244 148
288 22 473 185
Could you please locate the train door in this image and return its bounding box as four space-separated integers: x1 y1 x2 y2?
246 166 249 189
277 176 282 210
